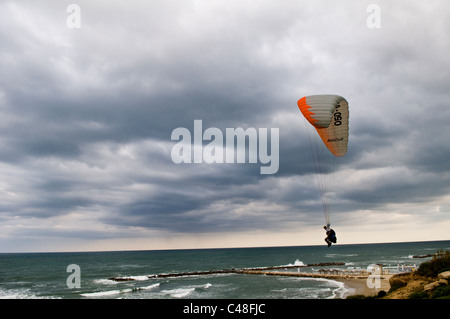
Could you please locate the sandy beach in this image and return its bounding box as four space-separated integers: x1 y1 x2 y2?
236 269 393 298
338 276 392 298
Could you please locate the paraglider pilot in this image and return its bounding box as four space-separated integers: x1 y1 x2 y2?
324 226 337 247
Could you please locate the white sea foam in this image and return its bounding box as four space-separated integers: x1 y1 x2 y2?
277 259 305 268
0 288 39 299
162 287 195 298
141 283 160 290
94 278 118 285
108 275 150 281
129 275 149 281
288 277 349 299
327 280 348 299
80 283 160 297
305 277 348 299
294 259 305 266
80 289 126 297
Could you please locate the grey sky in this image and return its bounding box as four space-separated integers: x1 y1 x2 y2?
0 0 449 252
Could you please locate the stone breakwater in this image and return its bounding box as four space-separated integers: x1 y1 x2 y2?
109 262 350 281
236 269 370 280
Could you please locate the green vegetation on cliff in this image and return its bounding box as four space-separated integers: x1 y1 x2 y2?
386 249 450 299
416 249 450 277
347 249 450 299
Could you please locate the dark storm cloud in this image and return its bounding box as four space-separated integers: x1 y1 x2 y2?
1 0 450 251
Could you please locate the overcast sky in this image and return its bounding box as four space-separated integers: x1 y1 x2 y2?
0 0 449 252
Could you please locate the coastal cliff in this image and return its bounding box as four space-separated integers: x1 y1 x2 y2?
384 270 450 299
350 249 450 299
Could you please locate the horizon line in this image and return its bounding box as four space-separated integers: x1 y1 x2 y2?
1 238 449 254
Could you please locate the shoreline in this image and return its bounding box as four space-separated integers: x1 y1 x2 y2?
110 266 394 299
236 270 392 298
338 276 391 298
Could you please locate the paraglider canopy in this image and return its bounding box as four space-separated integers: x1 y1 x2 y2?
297 95 349 157
296 94 349 229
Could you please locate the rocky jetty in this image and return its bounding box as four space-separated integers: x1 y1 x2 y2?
108 262 345 282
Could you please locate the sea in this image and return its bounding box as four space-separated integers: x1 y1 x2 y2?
1 240 449 301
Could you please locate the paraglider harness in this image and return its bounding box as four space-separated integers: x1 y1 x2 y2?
324 226 337 246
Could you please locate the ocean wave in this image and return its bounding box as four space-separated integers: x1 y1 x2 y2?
272 259 305 268
284 259 305 267
190 283 212 290
80 283 160 298
303 277 348 298
302 277 348 299
0 288 54 299
80 289 128 297
273 275 348 299
159 282 211 298
271 285 342 299
108 275 150 281
0 288 34 299
327 281 348 299
141 283 161 290
93 278 119 285
127 275 149 281
282 259 305 267
161 287 195 298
